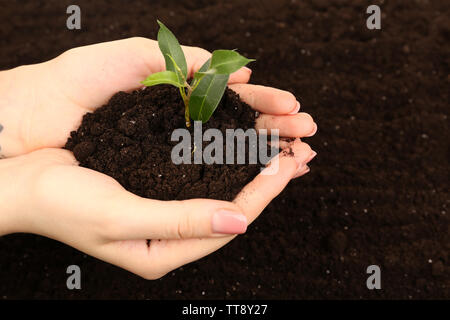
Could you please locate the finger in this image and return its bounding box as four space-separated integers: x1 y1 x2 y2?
271 138 297 150
97 141 316 279
102 195 248 241
228 84 299 115
255 113 317 137
233 140 314 223
293 165 311 179
228 67 252 84
50 37 250 110
182 46 251 84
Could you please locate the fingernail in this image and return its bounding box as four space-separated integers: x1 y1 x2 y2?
306 123 318 137
293 165 310 179
299 150 317 166
305 150 317 163
243 67 252 74
295 150 316 174
289 101 301 114
212 210 247 234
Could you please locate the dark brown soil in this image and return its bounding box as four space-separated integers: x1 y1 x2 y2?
0 0 448 299
64 86 260 201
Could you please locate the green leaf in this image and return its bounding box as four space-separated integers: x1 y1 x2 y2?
141 71 186 88
189 59 229 122
190 58 211 88
165 53 186 85
197 50 254 75
157 20 188 79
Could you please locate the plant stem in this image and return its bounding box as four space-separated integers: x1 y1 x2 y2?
179 86 191 127
185 102 190 127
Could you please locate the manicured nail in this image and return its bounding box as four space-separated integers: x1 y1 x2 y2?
293 165 310 179
294 151 316 174
243 67 252 74
306 123 318 137
289 101 301 114
305 151 317 163
212 210 247 234
297 150 317 168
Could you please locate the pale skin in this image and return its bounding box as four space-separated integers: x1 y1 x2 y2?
0 37 317 279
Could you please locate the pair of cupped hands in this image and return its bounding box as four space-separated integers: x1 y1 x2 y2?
0 38 317 279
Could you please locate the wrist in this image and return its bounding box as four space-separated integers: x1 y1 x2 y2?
0 66 38 158
0 156 27 235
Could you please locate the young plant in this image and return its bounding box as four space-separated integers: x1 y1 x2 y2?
141 20 255 127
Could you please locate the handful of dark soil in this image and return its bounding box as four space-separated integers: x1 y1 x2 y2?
65 85 261 201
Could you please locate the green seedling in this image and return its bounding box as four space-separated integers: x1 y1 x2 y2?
141 20 255 127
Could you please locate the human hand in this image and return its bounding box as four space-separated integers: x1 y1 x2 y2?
0 37 316 157
0 38 317 278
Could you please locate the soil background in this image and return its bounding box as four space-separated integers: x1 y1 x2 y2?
65 86 261 202
0 0 448 299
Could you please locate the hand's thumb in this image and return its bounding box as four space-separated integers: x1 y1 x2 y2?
105 195 248 240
